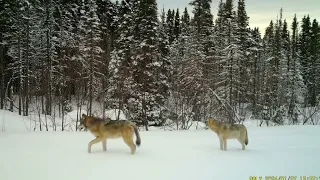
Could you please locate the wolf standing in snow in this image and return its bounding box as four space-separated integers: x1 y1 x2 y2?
207 118 248 151
78 114 141 154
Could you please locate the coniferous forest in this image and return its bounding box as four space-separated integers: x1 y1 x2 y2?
1 0 320 131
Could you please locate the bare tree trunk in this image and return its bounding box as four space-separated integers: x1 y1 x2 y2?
45 113 48 131
41 95 45 114
52 96 56 131
24 11 30 116
58 95 61 118
88 33 93 116
45 0 52 116
0 44 4 109
76 87 80 131
18 32 22 116
9 84 13 112
61 87 65 131
35 96 42 131
142 93 148 131
102 79 106 120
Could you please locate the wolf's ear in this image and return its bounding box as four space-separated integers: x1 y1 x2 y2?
82 114 86 118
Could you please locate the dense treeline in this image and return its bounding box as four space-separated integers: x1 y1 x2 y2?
0 0 319 130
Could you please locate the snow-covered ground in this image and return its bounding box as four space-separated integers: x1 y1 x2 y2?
1 110 319 180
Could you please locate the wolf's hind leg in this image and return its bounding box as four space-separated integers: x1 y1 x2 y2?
102 139 107 151
122 136 136 154
88 137 104 153
238 138 245 150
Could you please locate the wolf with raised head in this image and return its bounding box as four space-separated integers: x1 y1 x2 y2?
207 118 248 151
78 114 141 154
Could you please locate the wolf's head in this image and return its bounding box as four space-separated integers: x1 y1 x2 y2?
78 114 92 131
207 118 220 131
208 118 217 125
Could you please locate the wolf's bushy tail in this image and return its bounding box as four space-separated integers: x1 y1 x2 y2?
245 129 249 145
133 125 141 146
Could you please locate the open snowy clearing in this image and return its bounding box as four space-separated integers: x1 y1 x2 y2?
1 110 319 180
1 122 320 180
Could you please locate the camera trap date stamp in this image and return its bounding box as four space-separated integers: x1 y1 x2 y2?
249 176 319 180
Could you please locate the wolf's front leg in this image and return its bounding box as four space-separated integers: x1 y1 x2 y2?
223 138 227 151
88 137 103 153
102 139 107 151
219 137 223 150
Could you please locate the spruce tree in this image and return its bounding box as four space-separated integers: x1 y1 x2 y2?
279 20 291 105
214 0 226 92
130 0 166 130
158 8 172 124
299 15 312 106
261 20 275 122
52 0 81 122
288 14 305 124
188 0 215 122
236 0 251 105
214 0 241 122
179 7 191 57
78 0 104 115
173 8 181 41
108 0 134 119
166 9 175 44
250 27 264 119
310 19 320 106
7 0 37 116
0 0 16 110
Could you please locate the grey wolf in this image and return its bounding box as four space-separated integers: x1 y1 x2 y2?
78 114 141 154
207 118 248 151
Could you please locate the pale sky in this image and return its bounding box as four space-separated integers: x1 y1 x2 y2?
157 0 320 36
